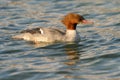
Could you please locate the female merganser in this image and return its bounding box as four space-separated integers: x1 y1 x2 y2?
12 13 93 43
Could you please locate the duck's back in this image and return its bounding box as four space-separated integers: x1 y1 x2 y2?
12 27 65 43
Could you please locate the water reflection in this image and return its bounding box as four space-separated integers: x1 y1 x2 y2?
33 42 81 66
63 43 80 66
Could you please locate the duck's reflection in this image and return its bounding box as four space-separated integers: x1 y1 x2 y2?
63 43 80 66
32 42 81 66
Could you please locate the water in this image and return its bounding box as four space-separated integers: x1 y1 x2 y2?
0 0 120 80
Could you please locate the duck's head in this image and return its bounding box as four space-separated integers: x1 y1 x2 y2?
61 13 93 30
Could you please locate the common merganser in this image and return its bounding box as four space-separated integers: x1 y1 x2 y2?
12 13 93 43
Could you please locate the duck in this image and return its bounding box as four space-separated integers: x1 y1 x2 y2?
12 13 93 43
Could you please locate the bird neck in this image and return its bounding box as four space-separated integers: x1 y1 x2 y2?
66 23 77 30
65 29 78 42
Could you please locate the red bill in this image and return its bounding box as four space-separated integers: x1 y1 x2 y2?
82 20 94 24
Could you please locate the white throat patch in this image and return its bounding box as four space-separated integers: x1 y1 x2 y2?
65 30 79 41
39 28 44 34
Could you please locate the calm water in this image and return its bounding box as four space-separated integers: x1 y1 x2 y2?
0 0 120 80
